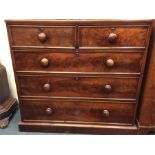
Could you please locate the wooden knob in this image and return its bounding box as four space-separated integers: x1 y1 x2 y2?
108 33 117 43
102 110 109 117
106 58 114 67
38 32 47 42
104 84 112 93
40 58 49 67
43 83 51 92
46 108 53 115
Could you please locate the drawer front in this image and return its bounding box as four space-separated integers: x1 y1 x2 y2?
79 27 148 47
17 76 139 99
10 27 75 47
14 50 143 73
20 99 135 124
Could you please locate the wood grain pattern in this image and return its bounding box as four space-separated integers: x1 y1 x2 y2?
14 50 143 73
137 21 155 133
17 75 139 99
19 121 138 134
5 19 154 134
10 26 75 47
6 19 152 26
79 27 148 47
20 99 135 124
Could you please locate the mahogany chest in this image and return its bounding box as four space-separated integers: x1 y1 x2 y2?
5 20 155 134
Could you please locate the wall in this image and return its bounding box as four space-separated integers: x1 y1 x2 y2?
0 0 154 99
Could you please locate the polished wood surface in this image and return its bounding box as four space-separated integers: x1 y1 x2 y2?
19 121 138 134
6 19 154 134
10 26 75 47
14 50 143 73
17 75 139 99
79 27 148 47
6 19 152 26
20 99 135 124
137 20 155 134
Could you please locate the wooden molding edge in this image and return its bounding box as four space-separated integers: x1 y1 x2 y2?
19 121 138 134
136 119 155 134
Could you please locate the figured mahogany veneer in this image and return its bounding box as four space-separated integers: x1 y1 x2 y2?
10 26 75 47
20 99 135 125
17 75 139 99
14 50 143 73
5 19 155 134
79 27 148 47
10 26 148 47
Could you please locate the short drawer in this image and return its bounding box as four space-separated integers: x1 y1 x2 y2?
17 75 139 99
20 99 135 124
10 26 75 47
79 27 148 47
14 50 143 73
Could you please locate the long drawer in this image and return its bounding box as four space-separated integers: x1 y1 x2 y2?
20 99 135 124
17 75 139 99
14 50 143 73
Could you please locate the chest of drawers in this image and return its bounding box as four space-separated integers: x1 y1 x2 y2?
6 20 155 134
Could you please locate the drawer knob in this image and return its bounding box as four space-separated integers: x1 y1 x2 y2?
43 83 51 92
46 108 53 115
108 33 117 43
40 58 49 67
106 58 114 67
104 84 112 93
38 32 47 42
102 110 109 117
